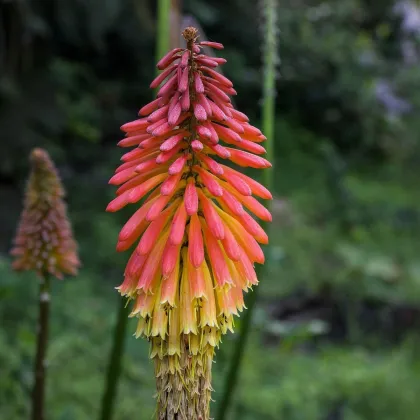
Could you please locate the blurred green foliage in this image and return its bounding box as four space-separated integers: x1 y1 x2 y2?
1 0 420 419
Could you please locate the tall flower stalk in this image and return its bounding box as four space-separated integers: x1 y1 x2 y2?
107 27 272 419
218 1 278 417
11 148 80 420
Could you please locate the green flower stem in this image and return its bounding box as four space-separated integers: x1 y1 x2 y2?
170 0 182 49
99 298 129 420
32 273 51 420
215 271 261 420
156 0 171 71
217 1 277 418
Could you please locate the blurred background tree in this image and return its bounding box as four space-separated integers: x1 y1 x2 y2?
1 0 420 419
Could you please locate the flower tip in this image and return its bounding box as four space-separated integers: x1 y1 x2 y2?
184 181 199 215
191 140 204 151
120 119 147 132
200 41 224 50
182 27 199 43
116 240 132 252
156 48 182 70
259 235 269 245
30 147 48 163
106 200 121 213
188 214 205 268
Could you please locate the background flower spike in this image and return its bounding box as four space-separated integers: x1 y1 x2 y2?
10 148 80 420
11 148 80 279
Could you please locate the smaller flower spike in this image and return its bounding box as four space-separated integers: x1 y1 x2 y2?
107 27 272 420
10 148 80 279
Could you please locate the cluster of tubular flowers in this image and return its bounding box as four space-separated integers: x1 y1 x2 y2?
11 148 80 279
107 27 271 419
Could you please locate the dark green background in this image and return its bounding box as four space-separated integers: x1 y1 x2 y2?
1 1 420 419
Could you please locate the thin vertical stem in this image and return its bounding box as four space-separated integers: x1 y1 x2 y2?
32 273 51 420
99 298 129 420
215 277 261 420
170 0 182 49
217 1 277 419
156 0 171 68
261 0 277 190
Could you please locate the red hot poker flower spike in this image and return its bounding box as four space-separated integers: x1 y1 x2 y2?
107 27 272 420
11 148 80 279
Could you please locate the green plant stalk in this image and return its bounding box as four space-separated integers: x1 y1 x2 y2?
170 0 182 49
156 0 171 71
217 1 277 419
99 298 129 420
32 273 50 420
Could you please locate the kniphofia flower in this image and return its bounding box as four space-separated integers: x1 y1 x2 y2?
11 148 80 420
11 148 80 279
107 27 272 420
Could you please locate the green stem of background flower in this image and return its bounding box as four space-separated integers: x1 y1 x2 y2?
99 298 129 420
32 273 50 420
217 1 278 418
